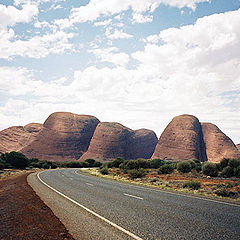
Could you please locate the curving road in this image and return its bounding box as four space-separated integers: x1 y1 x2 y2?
29 169 240 240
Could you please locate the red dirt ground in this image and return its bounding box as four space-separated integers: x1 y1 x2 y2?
0 171 75 240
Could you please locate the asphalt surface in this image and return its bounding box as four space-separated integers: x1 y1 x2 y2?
33 169 240 240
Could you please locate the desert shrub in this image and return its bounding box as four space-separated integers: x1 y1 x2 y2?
228 159 240 168
128 168 146 179
125 159 150 170
214 188 238 198
234 166 240 178
100 167 109 175
150 159 164 169
1 152 29 169
177 161 192 173
186 160 197 169
66 161 85 168
219 166 234 178
158 164 174 174
219 158 229 170
0 160 5 170
85 159 96 166
111 157 124 168
183 181 201 190
202 162 218 177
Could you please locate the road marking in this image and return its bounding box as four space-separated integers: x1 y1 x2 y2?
75 169 240 208
37 171 143 240
124 193 143 200
86 183 93 186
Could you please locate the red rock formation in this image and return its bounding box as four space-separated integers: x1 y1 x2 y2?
152 115 207 161
80 122 132 161
21 112 100 162
80 123 158 161
201 123 240 163
127 129 158 160
236 144 240 151
0 123 43 153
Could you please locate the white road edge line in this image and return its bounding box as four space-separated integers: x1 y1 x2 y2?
124 193 143 200
37 171 143 240
75 169 240 208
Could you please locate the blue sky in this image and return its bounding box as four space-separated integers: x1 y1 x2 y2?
0 0 240 143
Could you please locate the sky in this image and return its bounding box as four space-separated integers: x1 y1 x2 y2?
0 0 240 144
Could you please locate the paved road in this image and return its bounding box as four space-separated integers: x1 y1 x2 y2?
36 169 240 240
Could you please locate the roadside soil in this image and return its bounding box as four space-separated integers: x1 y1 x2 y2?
0 170 75 240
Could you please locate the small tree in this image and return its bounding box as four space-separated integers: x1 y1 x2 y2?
158 164 174 174
177 161 192 173
234 166 240 178
100 167 109 175
202 162 218 177
150 159 164 169
219 166 234 178
2 152 29 169
128 168 146 179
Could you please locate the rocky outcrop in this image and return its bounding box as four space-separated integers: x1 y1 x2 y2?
201 123 240 163
80 122 132 161
127 129 158 160
237 144 240 151
0 123 43 153
80 123 158 161
22 112 100 162
152 115 207 162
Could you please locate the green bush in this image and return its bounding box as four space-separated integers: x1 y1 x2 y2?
100 167 109 175
128 168 146 179
158 164 174 174
85 159 96 166
1 152 29 169
234 166 240 178
150 159 164 169
183 181 201 190
202 162 218 177
0 160 5 170
219 166 234 178
219 158 229 170
177 161 192 173
110 158 124 168
214 188 238 198
228 159 240 168
125 159 150 170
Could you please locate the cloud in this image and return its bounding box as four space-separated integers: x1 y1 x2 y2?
105 28 133 39
69 0 210 24
0 28 74 59
0 8 239 143
89 47 130 66
94 19 112 27
0 3 38 29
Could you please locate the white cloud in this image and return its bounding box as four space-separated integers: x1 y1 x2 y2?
0 29 74 59
0 3 38 29
69 0 210 24
89 47 130 66
105 28 133 39
0 8 240 143
94 19 112 27
132 13 153 23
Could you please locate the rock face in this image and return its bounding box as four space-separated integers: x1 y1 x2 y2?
152 115 207 162
80 123 158 161
201 123 240 163
237 144 240 151
127 129 158 160
22 112 100 162
0 123 43 153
